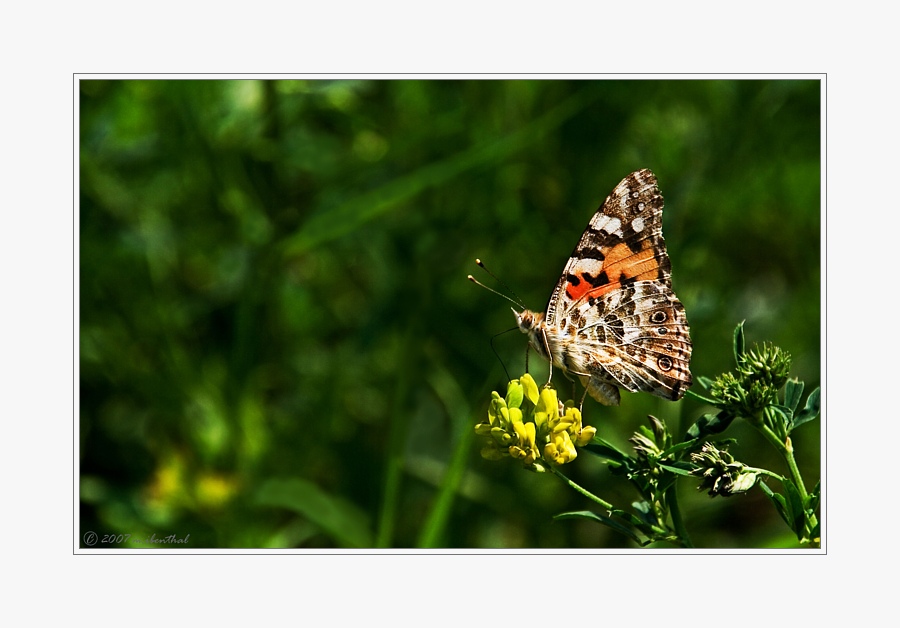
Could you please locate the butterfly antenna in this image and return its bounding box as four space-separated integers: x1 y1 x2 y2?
489 329 514 382
467 259 526 310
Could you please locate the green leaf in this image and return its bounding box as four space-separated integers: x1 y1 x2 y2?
685 410 736 440
584 439 639 477
657 461 696 476
782 478 806 540
256 478 374 548
791 387 821 430
760 482 793 529
660 439 703 460
632 501 659 527
733 321 746 366
768 404 793 432
636 424 655 441
806 480 821 513
696 375 716 390
606 459 638 478
684 388 720 405
608 507 651 529
784 378 804 414
583 437 631 463
810 520 821 542
554 510 645 546
554 510 602 522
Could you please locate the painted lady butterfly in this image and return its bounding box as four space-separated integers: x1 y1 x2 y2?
515 169 692 406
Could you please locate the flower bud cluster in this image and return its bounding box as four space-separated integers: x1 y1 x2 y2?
475 374 597 468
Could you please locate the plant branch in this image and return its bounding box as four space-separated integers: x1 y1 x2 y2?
548 465 614 511
666 485 693 548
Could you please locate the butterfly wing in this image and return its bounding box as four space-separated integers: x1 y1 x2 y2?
546 169 674 325
545 169 692 402
573 282 692 402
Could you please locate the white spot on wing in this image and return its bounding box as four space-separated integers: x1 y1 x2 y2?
572 258 604 275
632 217 645 232
592 215 622 237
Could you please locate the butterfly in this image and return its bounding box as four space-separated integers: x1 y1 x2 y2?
514 169 692 406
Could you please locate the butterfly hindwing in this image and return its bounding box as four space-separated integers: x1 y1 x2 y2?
572 282 692 402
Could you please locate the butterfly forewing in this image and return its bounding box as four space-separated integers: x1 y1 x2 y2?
519 168 692 405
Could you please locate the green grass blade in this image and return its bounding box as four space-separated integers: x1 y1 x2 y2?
280 89 600 256
417 365 478 548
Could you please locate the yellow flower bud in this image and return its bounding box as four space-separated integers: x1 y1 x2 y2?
505 379 524 409
520 373 540 406
544 431 577 465
574 425 597 447
474 422 493 436
490 426 514 446
481 442 506 460
537 387 559 422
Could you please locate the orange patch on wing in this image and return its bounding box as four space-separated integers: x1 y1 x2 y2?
566 278 596 302
565 243 662 302
577 283 619 300
604 243 660 281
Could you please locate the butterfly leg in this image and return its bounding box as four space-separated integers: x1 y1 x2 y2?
579 386 588 413
540 327 554 386
524 342 531 374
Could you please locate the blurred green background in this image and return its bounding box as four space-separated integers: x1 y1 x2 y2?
79 79 821 549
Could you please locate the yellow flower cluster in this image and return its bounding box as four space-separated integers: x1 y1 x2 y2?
475 374 597 468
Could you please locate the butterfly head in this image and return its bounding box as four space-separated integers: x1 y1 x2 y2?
513 308 542 333
513 308 548 357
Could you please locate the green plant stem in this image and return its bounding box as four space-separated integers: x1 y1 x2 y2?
665 485 693 549
755 421 819 533
756 424 807 498
548 465 614 511
753 468 786 482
